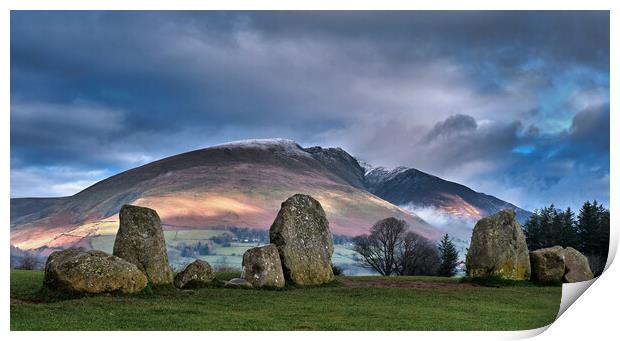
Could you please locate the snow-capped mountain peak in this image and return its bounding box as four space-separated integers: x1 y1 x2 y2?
211 138 308 157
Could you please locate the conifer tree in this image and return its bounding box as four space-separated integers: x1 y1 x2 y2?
523 200 609 276
437 234 459 277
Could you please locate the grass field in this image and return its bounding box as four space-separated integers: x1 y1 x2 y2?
10 270 561 331
90 229 230 254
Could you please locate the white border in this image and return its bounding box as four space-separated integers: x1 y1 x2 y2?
2 1 617 340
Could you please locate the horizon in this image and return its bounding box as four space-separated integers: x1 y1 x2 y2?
10 11 610 211
8 137 508 200
9 137 609 212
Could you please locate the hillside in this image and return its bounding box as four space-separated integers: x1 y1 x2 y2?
10 139 435 254
364 166 531 223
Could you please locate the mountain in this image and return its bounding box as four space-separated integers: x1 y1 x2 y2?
364 166 530 221
302 146 530 241
363 165 531 241
10 138 530 260
10 139 436 253
293 144 529 224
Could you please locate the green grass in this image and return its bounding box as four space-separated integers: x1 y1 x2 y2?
89 235 116 254
11 270 561 331
459 276 559 287
210 242 260 256
164 229 228 245
352 275 462 283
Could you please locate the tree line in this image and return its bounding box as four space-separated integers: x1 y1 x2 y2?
523 200 609 276
352 217 459 277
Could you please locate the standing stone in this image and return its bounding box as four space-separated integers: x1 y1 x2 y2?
563 247 594 283
269 194 334 285
44 248 147 294
174 259 215 289
466 210 531 280
530 246 566 283
241 244 285 288
113 204 173 285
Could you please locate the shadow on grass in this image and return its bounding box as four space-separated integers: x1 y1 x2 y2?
459 276 562 288
22 272 430 304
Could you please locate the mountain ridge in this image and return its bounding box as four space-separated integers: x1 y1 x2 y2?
10 138 530 255
298 144 530 224
11 139 434 252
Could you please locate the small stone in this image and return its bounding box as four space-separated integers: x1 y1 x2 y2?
174 260 215 289
241 244 285 288
563 247 594 283
43 248 147 294
530 246 566 283
224 278 253 289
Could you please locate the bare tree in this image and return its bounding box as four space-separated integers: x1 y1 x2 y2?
398 231 440 276
352 217 407 276
16 253 39 270
353 217 442 276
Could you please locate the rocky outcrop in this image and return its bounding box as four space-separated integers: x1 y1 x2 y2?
241 244 285 288
224 278 253 289
530 246 566 283
530 246 594 283
563 247 594 283
113 204 173 285
43 248 147 294
269 194 334 285
466 210 531 280
174 260 215 289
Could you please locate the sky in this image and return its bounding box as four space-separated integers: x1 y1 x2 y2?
10 11 610 211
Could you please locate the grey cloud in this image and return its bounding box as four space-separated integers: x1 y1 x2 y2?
10 11 609 209
241 11 609 69
425 114 477 142
568 106 610 151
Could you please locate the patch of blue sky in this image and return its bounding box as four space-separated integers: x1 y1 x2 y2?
520 58 545 71
512 145 536 155
534 67 608 134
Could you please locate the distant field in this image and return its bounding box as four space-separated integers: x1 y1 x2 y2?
89 235 116 253
169 244 365 272
164 229 228 244
10 270 561 331
90 229 366 274
331 244 359 263
91 229 229 253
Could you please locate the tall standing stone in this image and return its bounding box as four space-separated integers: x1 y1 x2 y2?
241 244 285 288
466 210 531 280
269 194 334 285
113 204 173 285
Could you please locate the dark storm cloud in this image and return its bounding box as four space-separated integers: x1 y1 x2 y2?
10 11 609 209
371 104 610 209
425 114 478 142
568 106 610 152
243 11 609 67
